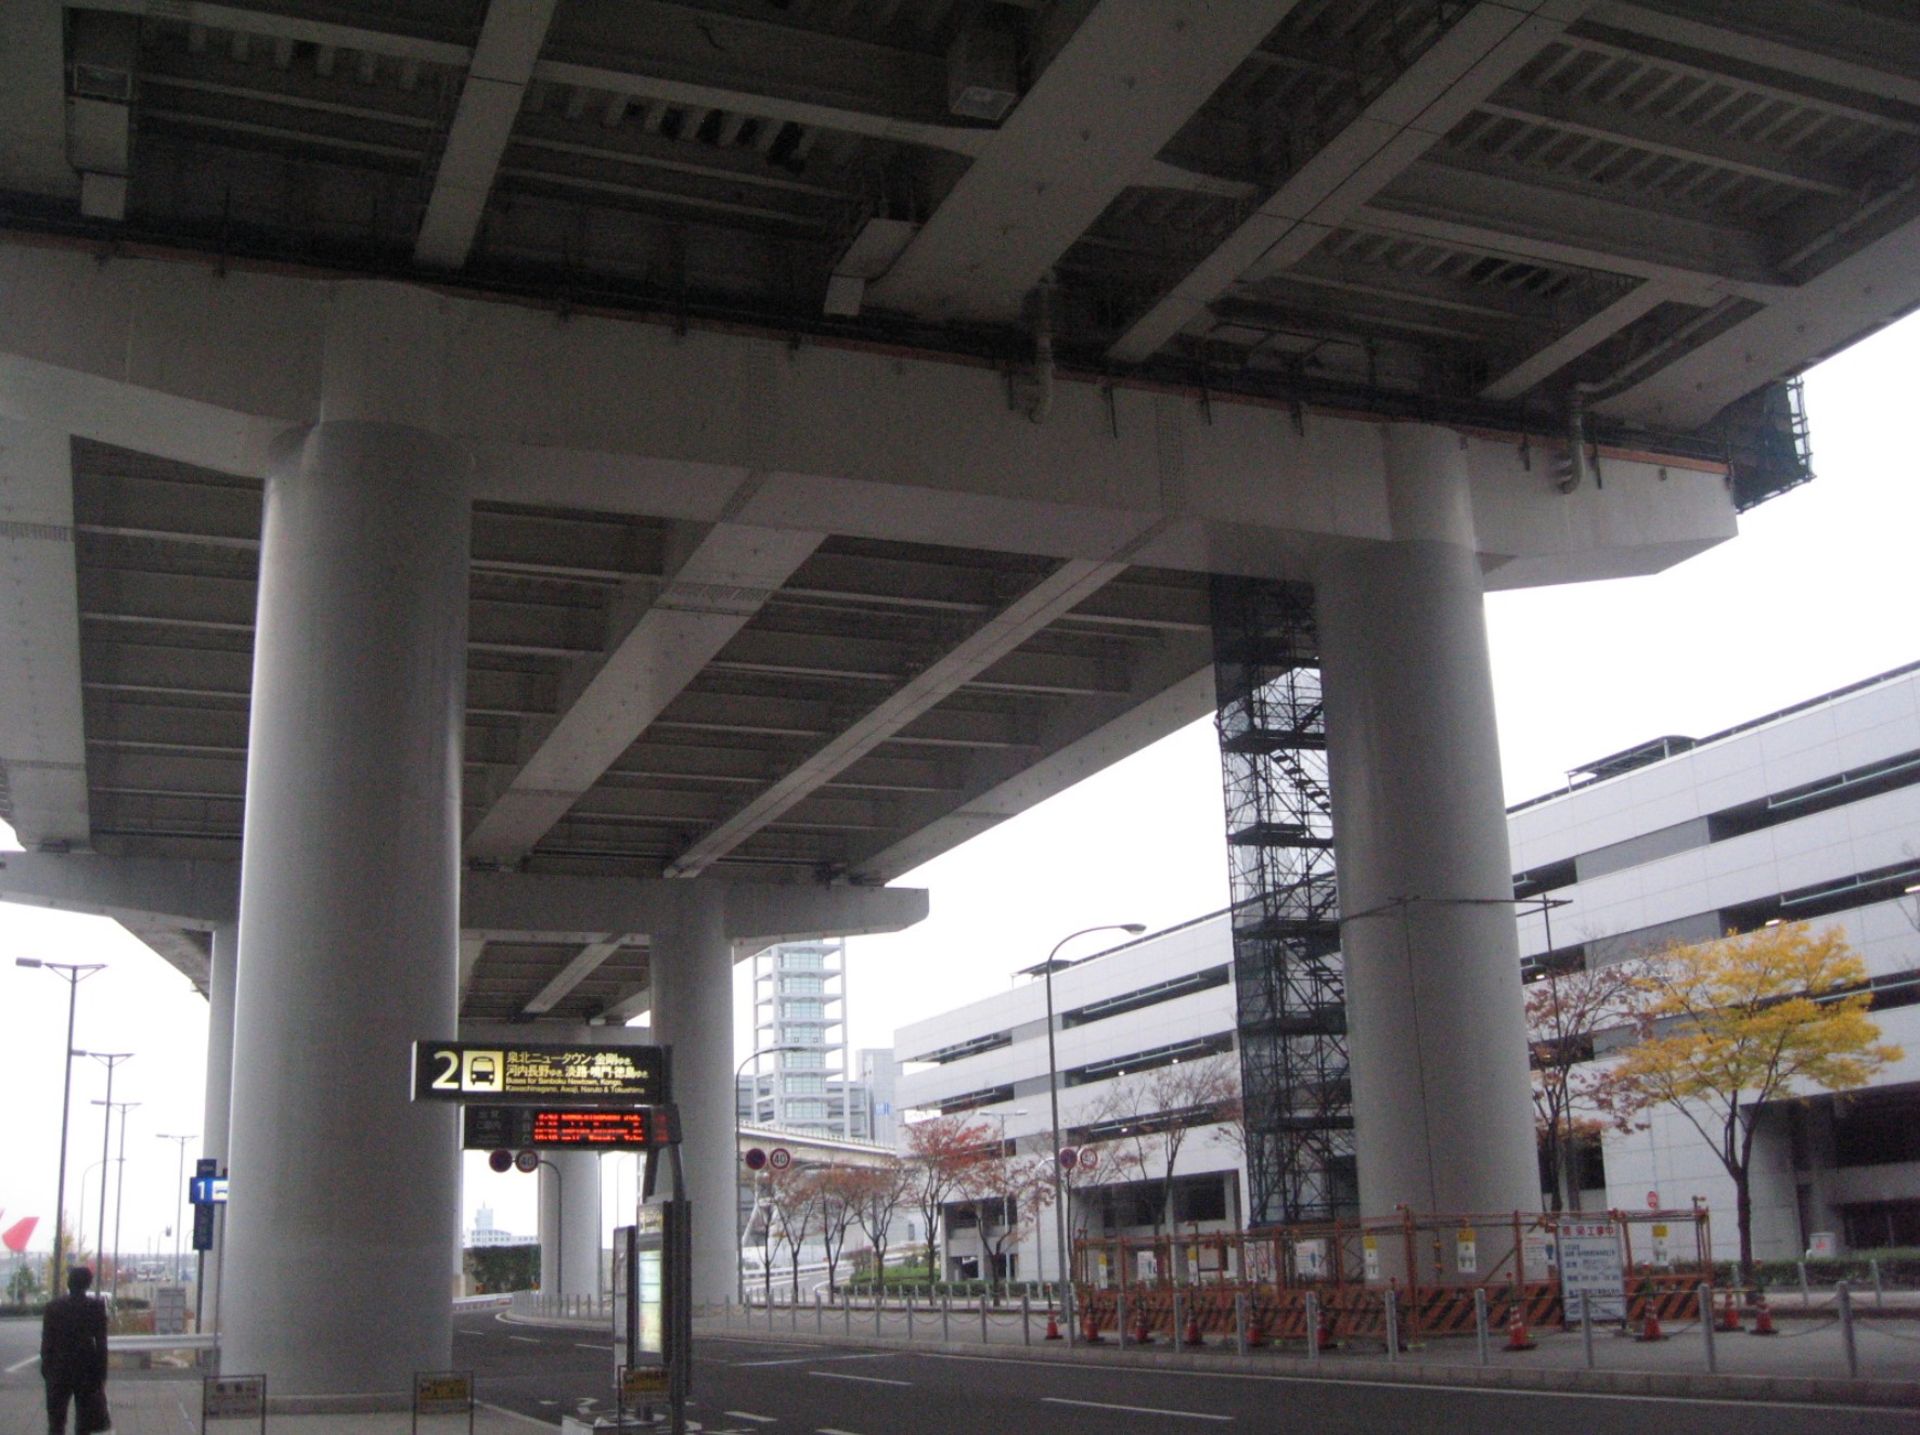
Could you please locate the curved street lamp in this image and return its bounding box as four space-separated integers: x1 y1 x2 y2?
1019 923 1146 1344
733 1044 808 1303
16 958 106 1291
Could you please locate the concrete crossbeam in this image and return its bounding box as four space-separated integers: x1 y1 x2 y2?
663 551 1150 878
0 420 89 847
0 852 927 973
413 0 558 269
465 522 821 862
1107 1 1589 363
868 1 1302 321
0 244 1739 591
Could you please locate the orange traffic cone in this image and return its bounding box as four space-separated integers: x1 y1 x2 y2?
1504 1314 1536 1352
1636 1306 1666 1342
1183 1310 1205 1347
1044 1309 1062 1341
1247 1308 1268 1349
1317 1310 1337 1351
1718 1290 1742 1332
1083 1309 1104 1344
1751 1301 1777 1337
1132 1310 1154 1345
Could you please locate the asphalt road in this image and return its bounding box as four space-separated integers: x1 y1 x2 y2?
457 1314 1920 1434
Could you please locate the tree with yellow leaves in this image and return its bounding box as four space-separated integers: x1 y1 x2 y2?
1605 922 1902 1283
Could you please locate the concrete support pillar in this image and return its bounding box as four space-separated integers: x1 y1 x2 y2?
538 1151 602 1299
648 886 734 1306
1314 424 1538 1221
222 417 471 1399
200 921 237 1324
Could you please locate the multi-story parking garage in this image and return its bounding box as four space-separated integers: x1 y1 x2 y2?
2 0 1917 1404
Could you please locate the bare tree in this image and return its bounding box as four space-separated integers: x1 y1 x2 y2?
1524 956 1643 1210
956 1152 1053 1295
904 1114 992 1281
1090 1055 1239 1237
849 1159 913 1284
771 1166 821 1304
810 1165 865 1291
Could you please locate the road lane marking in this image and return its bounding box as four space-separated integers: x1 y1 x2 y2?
478 1401 564 1430
574 1342 614 1351
507 1334 542 1343
1043 1398 1231 1422
808 1371 911 1388
819 1428 869 1434
725 1414 777 1424
920 1352 1914 1415
736 1352 900 1368
5 1354 40 1373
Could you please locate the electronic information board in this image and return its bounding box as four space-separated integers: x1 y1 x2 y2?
463 1105 678 1151
412 1040 666 1106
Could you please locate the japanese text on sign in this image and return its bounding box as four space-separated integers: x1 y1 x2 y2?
413 1371 473 1415
414 1041 666 1107
464 1106 675 1151
1558 1220 1625 1322
203 1375 266 1418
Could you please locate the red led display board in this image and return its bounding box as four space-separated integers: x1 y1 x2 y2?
463 1105 677 1151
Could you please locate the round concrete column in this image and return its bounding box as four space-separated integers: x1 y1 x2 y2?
648 887 734 1306
539 1151 602 1300
222 419 471 1399
1314 424 1538 1221
200 921 237 1326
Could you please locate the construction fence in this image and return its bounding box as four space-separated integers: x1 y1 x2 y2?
1072 1206 1714 1341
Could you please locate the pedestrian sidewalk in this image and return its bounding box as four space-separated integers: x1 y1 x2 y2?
0 1376 549 1434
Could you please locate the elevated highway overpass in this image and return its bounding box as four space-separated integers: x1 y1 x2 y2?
1 0 1915 1405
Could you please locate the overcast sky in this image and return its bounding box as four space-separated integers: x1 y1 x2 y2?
5 311 1916 1259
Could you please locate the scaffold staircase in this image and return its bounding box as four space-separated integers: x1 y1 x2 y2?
1211 577 1355 1225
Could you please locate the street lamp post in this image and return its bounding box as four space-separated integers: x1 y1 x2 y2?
83 1052 133 1293
1019 923 1145 1345
75 1161 106 1269
95 1099 140 1296
15 958 106 1292
157 1133 197 1281
981 1109 1028 1292
733 1044 807 1303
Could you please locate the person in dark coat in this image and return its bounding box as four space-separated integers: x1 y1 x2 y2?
40 1265 109 1435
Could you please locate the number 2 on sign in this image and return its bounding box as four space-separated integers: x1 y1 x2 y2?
430 1049 460 1091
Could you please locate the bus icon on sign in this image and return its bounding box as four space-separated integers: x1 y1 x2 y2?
464 1053 502 1091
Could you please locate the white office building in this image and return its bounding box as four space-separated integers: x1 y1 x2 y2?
1510 660 1920 1258
894 915 1246 1283
897 662 1920 1272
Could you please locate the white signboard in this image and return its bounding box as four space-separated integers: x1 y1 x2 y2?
1650 1223 1671 1267
1294 1238 1327 1279
155 1284 188 1335
1558 1220 1625 1322
1455 1230 1477 1275
1362 1235 1381 1282
1522 1231 1558 1278
203 1374 266 1419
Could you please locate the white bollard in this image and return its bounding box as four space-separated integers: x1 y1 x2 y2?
1234 1290 1247 1357
1305 1290 1321 1365
1580 1297 1594 1369
1384 1288 1400 1364
1837 1280 1858 1378
1474 1287 1490 1366
1697 1283 1716 1373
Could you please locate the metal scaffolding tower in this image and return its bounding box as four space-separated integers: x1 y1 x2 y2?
1211 577 1356 1226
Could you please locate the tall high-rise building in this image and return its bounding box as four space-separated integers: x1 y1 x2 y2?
744 939 853 1138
